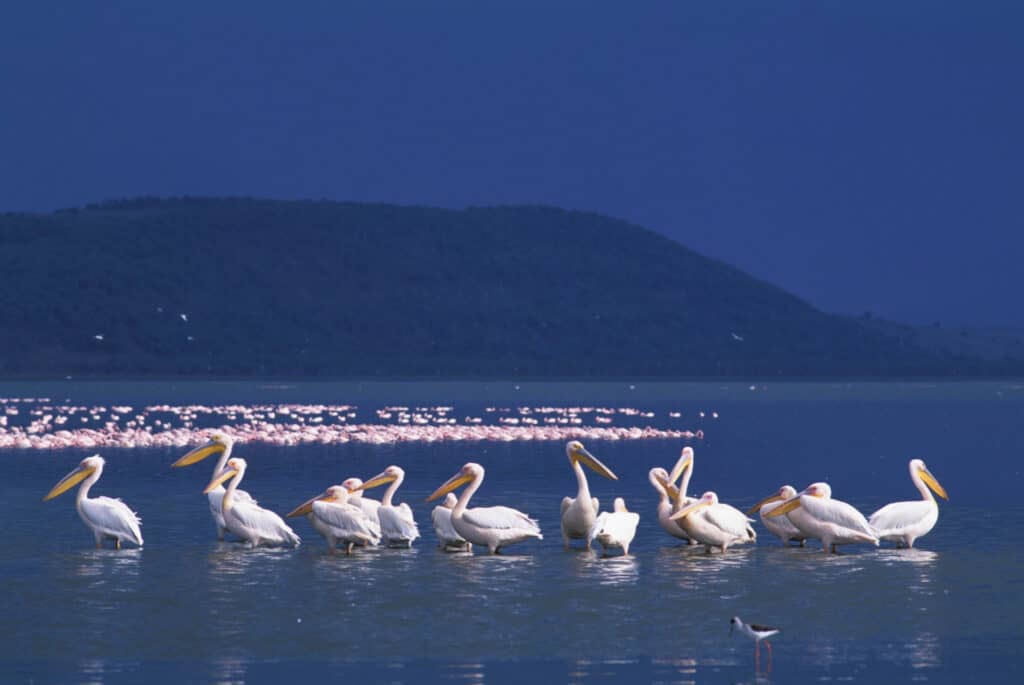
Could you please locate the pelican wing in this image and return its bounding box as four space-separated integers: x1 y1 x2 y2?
588 511 639 547
379 503 420 542
312 501 379 542
704 503 756 540
81 496 143 546
233 488 258 506
560 496 572 516
230 500 300 546
463 505 541 534
869 500 934 535
801 495 875 537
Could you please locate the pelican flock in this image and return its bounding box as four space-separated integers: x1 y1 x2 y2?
39 435 948 562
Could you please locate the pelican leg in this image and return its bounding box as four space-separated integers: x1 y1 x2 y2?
799 539 806 547
346 542 354 555
115 539 121 550
216 525 226 541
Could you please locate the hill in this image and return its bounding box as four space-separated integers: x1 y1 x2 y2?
0 197 1017 377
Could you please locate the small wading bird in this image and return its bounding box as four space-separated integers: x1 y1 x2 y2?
355 465 420 548
560 441 618 549
426 462 542 554
869 458 949 548
670 491 756 553
730 616 780 672
432 493 470 551
172 433 258 540
287 484 379 554
747 485 807 546
587 497 640 556
204 458 300 548
43 455 143 549
766 482 878 553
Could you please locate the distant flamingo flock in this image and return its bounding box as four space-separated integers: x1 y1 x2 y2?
0 397 704 449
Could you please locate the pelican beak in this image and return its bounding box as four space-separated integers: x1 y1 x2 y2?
357 472 397 491
765 496 802 517
572 447 618 480
665 483 681 502
919 467 949 500
667 452 692 485
426 471 473 502
747 492 786 515
286 491 326 518
172 440 224 468
43 465 95 501
670 499 710 521
203 467 238 494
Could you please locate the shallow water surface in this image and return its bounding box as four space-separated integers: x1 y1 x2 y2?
2 381 1023 683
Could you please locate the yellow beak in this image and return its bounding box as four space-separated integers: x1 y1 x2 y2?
572 447 618 481
43 465 95 501
286 490 341 517
426 472 474 503
765 497 802 517
747 493 786 516
919 467 949 500
172 441 224 468
670 499 710 521
203 468 238 494
357 472 397 491
667 453 692 486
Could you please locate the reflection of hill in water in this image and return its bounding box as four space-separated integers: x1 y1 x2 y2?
3 197 1017 377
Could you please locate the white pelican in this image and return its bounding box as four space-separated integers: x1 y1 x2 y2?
670 491 756 553
560 441 618 549
587 497 640 556
748 485 807 546
766 482 878 553
432 493 470 551
341 477 382 528
667 446 699 512
355 465 420 548
204 458 300 548
869 459 949 548
425 462 542 554
172 433 258 540
286 485 379 553
44 455 143 549
648 467 691 543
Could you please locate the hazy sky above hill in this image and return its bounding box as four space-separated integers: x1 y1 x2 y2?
2 2 1021 326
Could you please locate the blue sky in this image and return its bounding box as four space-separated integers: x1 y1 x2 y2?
2 2 1021 326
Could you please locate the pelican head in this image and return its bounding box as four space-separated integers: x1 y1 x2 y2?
747 485 799 515
440 492 458 509
911 458 948 500
766 482 830 517
565 441 618 480
203 457 245 494
341 477 364 493
357 465 405 491
648 467 681 501
667 446 694 485
426 462 483 502
44 455 104 501
612 497 629 513
173 432 233 468
670 491 718 520
286 484 348 518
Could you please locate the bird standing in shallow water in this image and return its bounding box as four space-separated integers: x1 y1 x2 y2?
730 616 780 672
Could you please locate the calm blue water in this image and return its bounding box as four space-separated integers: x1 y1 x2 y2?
2 381 1023 684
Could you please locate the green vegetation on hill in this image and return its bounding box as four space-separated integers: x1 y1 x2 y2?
0 197 1016 377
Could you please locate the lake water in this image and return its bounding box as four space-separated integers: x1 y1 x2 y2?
2 381 1022 684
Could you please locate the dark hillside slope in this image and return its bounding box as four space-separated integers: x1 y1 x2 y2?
0 198 999 377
